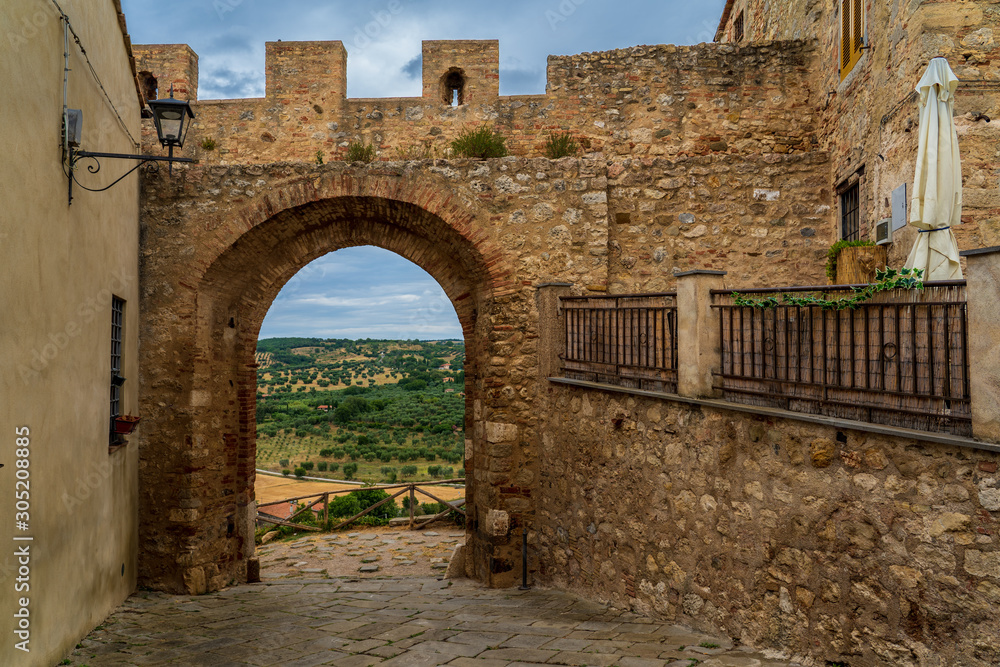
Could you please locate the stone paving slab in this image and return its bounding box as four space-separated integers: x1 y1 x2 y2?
64 578 805 667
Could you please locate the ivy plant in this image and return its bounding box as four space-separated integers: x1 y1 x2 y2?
731 267 924 311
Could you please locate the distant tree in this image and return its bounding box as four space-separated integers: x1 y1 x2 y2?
342 462 358 480
294 467 306 478
353 488 397 519
401 465 418 478
282 469 291 476
327 493 361 519
300 461 314 471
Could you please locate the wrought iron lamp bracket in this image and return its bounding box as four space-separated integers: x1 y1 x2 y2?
67 148 195 205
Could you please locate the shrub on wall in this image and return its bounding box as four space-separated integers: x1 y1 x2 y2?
345 141 376 163
451 125 507 158
544 131 579 159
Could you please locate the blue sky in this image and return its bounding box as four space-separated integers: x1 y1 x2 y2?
258 246 461 340
120 0 726 340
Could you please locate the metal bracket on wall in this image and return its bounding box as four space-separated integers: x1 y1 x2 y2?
67 149 196 205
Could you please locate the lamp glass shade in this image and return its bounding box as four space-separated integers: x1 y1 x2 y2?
148 97 195 148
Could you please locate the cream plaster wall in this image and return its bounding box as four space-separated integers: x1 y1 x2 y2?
0 1 141 664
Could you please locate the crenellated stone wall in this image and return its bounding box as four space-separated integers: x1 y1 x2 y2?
134 39 821 165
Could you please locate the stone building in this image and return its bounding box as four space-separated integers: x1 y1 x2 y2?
716 0 999 264
3 0 999 665
0 0 144 664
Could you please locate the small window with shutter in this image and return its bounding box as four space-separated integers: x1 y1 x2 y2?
840 0 865 80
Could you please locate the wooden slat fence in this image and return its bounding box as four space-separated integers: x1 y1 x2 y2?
560 292 678 392
711 281 971 436
256 479 466 532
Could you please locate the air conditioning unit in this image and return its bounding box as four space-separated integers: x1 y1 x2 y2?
875 217 893 245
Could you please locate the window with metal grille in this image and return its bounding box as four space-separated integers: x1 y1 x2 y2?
840 182 860 241
110 296 124 433
734 11 744 43
840 0 864 80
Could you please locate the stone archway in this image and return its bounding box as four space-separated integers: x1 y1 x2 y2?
137 167 535 594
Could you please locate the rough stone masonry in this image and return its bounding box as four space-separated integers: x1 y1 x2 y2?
132 14 1000 664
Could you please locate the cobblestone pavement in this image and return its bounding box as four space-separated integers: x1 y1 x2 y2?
256 529 464 579
65 577 804 667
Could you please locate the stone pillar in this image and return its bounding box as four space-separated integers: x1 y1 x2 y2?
960 246 1000 443
676 270 726 398
535 283 573 380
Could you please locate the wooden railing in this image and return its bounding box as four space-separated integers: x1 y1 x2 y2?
711 281 971 436
560 292 678 392
256 479 466 533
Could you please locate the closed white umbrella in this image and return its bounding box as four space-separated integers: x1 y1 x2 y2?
905 57 963 280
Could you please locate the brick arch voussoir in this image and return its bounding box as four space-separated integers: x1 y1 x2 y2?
219 171 511 296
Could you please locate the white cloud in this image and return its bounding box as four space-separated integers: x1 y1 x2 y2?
294 293 423 308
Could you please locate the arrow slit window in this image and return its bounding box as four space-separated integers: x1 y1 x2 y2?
840 0 865 80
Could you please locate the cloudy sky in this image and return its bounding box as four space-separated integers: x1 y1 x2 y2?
120 0 726 340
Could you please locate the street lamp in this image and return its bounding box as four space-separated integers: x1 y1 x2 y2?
147 85 195 170
66 85 197 204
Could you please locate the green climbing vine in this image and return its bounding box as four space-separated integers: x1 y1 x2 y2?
731 267 925 311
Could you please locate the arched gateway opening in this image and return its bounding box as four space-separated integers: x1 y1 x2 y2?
137 173 529 594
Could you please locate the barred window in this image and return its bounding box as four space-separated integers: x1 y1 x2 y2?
840 182 860 241
734 11 744 43
110 296 125 433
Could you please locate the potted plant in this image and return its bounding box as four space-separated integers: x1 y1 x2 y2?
113 414 141 435
826 239 887 284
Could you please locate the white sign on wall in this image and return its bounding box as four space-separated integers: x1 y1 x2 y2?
892 183 908 231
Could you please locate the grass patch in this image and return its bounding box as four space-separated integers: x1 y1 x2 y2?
346 141 377 163
450 125 507 158
543 131 579 159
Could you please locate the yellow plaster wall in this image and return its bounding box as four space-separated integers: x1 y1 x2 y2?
0 1 141 664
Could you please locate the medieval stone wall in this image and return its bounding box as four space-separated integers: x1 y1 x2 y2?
134 149 837 592
606 153 833 293
134 39 820 166
136 157 613 591
536 384 1000 666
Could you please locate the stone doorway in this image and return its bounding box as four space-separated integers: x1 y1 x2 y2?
137 171 526 594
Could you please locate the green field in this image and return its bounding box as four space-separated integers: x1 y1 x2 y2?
255 337 466 484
